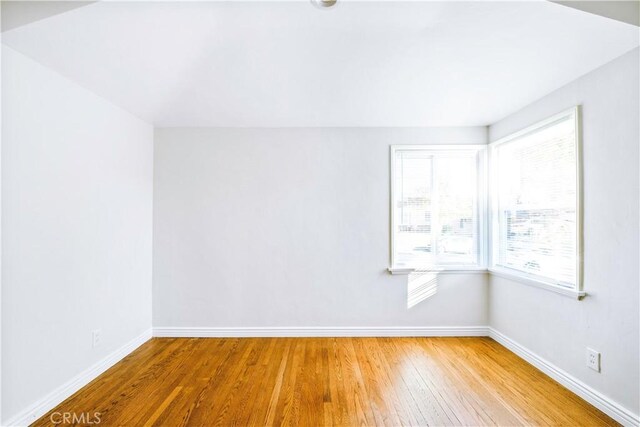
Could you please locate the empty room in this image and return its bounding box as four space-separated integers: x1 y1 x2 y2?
1 0 639 426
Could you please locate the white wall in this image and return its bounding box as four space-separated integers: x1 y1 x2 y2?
6 33 635 426
488 48 639 416
153 127 488 329
1 47 154 422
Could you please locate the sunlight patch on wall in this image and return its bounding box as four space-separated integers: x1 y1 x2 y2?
407 269 439 309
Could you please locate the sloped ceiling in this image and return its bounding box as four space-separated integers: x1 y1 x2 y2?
2 1 639 127
1 1 95 32
550 1 639 27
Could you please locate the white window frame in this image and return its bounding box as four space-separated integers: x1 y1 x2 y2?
389 145 487 274
388 107 585 300
488 106 584 298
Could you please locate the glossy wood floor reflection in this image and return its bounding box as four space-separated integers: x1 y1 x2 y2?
33 337 617 426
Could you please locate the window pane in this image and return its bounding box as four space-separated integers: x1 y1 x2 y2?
394 151 433 267
435 156 478 264
393 148 481 268
494 113 578 287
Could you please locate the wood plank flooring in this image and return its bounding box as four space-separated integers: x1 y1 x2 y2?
33 337 617 426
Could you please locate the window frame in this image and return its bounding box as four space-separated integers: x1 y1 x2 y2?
389 144 488 272
488 106 584 295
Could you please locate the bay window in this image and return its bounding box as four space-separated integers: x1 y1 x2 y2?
390 107 582 297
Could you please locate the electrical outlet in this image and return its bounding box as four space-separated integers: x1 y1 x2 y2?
586 348 600 372
92 329 102 348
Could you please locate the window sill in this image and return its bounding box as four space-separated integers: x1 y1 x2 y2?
488 268 586 300
387 267 488 275
387 266 586 300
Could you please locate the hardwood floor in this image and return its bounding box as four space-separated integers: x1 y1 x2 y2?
33 337 617 426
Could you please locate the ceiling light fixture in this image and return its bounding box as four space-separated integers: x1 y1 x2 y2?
311 0 337 9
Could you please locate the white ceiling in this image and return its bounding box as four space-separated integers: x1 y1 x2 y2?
3 1 639 127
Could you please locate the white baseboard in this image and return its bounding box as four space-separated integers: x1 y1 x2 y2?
153 325 490 338
489 327 640 427
3 328 153 427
